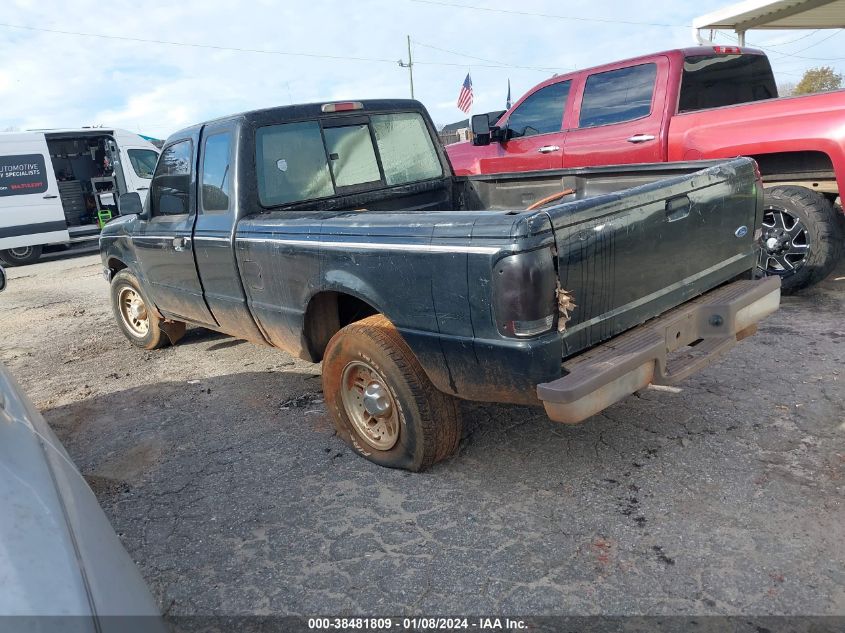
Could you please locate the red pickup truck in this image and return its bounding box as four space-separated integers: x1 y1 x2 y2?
447 46 845 292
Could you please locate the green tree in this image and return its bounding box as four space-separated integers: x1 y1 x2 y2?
794 66 842 95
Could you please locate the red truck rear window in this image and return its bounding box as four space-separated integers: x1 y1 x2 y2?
679 54 776 113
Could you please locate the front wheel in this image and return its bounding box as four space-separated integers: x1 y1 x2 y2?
0 245 42 266
759 186 843 293
110 270 185 349
322 314 462 472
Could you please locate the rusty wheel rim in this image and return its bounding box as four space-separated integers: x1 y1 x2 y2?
340 360 399 451
118 286 149 337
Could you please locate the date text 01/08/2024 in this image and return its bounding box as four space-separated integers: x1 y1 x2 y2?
307 617 527 630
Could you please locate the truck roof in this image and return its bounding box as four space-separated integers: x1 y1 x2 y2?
525 45 766 94
166 99 430 145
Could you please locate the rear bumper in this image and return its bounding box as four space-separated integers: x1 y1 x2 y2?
537 276 781 424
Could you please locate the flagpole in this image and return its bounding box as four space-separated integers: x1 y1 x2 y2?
468 67 473 139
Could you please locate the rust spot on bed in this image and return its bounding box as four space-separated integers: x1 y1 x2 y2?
556 282 576 332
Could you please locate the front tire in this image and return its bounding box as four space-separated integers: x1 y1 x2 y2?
759 186 843 293
110 270 184 349
322 314 461 472
0 245 42 266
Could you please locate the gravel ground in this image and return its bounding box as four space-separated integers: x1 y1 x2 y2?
1 251 843 619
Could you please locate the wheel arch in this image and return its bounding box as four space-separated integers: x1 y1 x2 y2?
301 290 381 362
106 256 129 274
749 150 839 197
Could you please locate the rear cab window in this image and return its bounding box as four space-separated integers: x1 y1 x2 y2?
255 111 443 207
679 54 776 112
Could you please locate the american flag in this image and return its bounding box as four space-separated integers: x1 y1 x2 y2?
457 73 473 113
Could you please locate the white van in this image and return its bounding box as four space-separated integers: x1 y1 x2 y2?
0 128 159 265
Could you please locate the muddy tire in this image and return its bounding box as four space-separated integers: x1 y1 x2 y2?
0 245 42 266
110 270 175 350
322 314 461 471
759 186 843 294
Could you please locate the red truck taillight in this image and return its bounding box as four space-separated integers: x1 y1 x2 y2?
713 46 742 55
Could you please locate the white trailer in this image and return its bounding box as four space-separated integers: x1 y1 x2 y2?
0 128 159 265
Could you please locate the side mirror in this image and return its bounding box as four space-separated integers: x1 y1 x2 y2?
118 192 143 216
471 114 492 146
0 266 6 293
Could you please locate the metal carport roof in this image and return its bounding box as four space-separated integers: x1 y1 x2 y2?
693 0 845 44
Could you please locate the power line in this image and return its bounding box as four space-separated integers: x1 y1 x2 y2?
414 1 845 62
0 21 400 63
749 29 820 48
412 39 569 72
0 21 569 73
718 28 845 61
410 0 691 28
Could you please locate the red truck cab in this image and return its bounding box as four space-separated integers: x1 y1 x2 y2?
447 46 844 292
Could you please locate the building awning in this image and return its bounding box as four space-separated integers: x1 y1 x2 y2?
693 0 845 44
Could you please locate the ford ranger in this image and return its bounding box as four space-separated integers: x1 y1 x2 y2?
100 99 779 471
448 46 845 293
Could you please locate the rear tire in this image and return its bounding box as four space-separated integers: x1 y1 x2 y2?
759 186 843 293
0 245 43 266
322 314 461 472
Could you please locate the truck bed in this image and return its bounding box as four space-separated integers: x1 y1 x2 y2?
464 159 763 357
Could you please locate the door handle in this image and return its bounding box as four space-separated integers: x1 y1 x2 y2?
172 236 191 252
537 145 561 154
627 134 656 144
136 186 149 191
43 195 58 199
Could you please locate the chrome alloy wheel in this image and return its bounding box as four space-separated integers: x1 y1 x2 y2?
759 205 810 274
340 360 400 451
118 286 150 337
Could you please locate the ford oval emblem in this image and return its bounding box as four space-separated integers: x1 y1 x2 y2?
735 225 748 238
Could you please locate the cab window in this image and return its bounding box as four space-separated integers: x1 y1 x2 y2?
579 63 657 128
201 133 232 212
506 81 571 138
150 140 193 216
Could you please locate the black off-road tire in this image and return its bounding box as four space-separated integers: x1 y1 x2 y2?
761 186 843 293
0 245 43 266
110 270 184 350
322 314 461 472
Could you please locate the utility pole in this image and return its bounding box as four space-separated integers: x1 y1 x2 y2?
398 35 415 99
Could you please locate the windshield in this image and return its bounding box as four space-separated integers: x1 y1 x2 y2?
255 111 443 207
679 54 777 113
127 149 160 179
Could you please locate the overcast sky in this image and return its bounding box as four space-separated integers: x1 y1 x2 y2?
2 0 843 138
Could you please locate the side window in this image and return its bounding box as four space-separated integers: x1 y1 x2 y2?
506 81 570 138
578 63 657 128
201 133 231 212
151 140 193 216
127 149 159 179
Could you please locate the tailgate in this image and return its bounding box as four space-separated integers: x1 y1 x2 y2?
547 157 761 357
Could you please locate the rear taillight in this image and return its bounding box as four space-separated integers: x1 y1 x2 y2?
713 46 742 54
493 248 558 338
